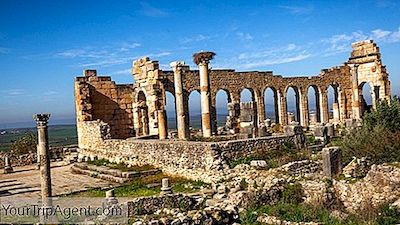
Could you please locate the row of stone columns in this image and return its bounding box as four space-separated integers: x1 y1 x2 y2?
168 60 341 139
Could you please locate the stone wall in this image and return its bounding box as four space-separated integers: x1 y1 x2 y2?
78 120 292 182
74 70 134 139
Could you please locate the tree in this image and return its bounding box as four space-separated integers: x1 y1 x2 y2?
363 96 400 132
10 133 37 155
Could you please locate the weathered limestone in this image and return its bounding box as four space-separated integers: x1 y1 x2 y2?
160 178 172 195
73 40 392 155
193 52 215 137
3 156 13 174
322 147 342 178
171 61 190 140
33 114 52 207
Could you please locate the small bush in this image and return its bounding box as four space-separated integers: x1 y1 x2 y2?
10 133 37 155
282 182 304 204
341 125 400 164
341 97 400 164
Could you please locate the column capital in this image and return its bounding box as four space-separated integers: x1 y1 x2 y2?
193 51 215 65
33 114 51 126
170 61 188 72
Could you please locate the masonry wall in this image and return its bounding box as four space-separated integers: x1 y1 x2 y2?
78 120 291 182
74 72 134 139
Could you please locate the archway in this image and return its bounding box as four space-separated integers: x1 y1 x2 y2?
240 88 258 136
359 82 373 116
165 91 176 130
137 91 149 136
188 90 202 130
216 89 231 127
327 85 340 121
264 87 278 123
286 86 300 123
307 85 321 124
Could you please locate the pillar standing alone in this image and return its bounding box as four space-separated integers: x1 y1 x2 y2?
193 51 215 138
33 114 52 207
171 61 190 140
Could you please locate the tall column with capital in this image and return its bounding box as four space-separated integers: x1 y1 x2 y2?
171 61 190 139
193 51 215 137
33 114 52 207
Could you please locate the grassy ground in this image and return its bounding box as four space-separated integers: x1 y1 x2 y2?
87 159 156 172
241 183 400 225
70 161 208 198
228 140 311 169
0 124 77 152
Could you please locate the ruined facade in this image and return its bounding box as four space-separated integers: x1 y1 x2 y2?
74 40 391 142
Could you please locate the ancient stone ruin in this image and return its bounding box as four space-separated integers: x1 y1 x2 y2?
74 40 391 180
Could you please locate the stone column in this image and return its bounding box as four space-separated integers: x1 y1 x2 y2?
300 91 309 128
171 61 190 140
278 91 288 125
320 90 329 123
157 109 167 139
193 52 215 138
350 65 361 119
33 114 52 207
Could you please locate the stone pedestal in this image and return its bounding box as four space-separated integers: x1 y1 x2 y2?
322 147 342 178
160 178 172 195
33 114 52 208
287 112 295 123
3 156 13 174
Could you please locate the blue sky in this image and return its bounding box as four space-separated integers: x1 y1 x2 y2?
0 0 399 128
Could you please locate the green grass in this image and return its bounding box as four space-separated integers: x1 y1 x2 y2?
240 182 400 225
228 143 311 169
241 203 400 225
69 172 208 198
87 159 155 172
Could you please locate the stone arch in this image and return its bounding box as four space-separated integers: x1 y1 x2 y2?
306 85 321 124
188 90 202 130
239 87 258 136
263 87 279 123
285 86 301 124
165 91 176 130
327 83 340 122
359 82 374 116
215 89 231 127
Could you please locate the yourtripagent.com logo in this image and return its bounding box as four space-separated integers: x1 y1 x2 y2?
0 197 128 224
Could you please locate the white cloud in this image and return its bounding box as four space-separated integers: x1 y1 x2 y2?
321 27 400 56
119 42 141 52
278 5 314 15
2 89 25 96
370 28 400 43
240 53 311 69
111 69 131 76
236 32 253 41
180 35 210 44
139 2 168 17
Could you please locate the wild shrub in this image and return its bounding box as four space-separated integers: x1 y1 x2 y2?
10 133 37 155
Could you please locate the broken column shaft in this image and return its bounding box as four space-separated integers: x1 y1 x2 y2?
33 114 52 207
171 61 190 140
